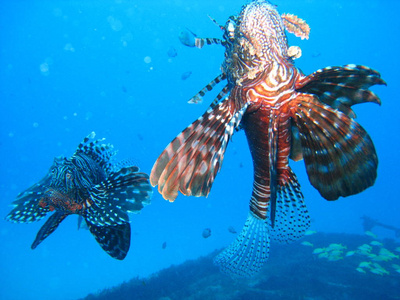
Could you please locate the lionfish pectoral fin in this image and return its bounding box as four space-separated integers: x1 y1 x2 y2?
269 168 310 243
86 220 131 260
214 212 270 277
187 73 227 106
31 211 68 249
150 98 249 201
290 94 378 200
6 172 53 223
86 167 152 226
295 65 386 118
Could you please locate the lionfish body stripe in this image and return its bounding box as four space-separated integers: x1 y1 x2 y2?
151 0 385 276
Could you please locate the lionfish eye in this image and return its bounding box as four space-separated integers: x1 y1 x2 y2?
65 171 73 180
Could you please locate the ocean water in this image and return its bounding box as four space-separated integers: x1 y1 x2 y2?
0 0 398 299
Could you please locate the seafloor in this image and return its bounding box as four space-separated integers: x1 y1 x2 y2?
81 233 400 300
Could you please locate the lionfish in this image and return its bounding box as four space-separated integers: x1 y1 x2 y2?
150 0 386 276
6 132 152 260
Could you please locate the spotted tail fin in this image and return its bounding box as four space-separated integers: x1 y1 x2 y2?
296 65 386 118
290 94 377 200
150 98 248 201
31 211 68 249
268 168 310 243
214 212 270 277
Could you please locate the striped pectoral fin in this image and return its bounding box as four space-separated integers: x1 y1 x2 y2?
31 211 68 249
291 94 378 200
150 98 248 201
296 65 386 117
86 219 131 260
101 166 152 212
6 173 53 223
214 212 270 277
268 168 310 243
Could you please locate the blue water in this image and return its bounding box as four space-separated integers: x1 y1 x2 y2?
0 0 398 299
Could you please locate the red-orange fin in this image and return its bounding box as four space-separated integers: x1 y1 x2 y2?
150 98 248 201
290 94 378 200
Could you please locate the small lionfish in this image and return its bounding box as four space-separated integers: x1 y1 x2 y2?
150 0 385 276
6 133 152 260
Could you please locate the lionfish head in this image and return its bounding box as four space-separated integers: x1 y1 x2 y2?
240 0 288 58
222 1 288 85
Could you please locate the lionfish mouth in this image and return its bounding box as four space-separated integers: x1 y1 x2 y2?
239 0 287 58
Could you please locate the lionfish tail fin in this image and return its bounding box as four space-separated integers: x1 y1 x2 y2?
290 94 378 200
86 167 152 226
214 212 270 277
296 65 386 117
269 168 310 243
31 212 68 249
87 221 131 260
150 99 248 201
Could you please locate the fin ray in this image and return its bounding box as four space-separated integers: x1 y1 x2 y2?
214 213 270 277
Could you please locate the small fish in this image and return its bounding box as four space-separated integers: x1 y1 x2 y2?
150 0 385 277
356 267 366 273
181 71 192 80
202 228 211 238
228 226 237 234
162 241 167 249
358 244 373 253
326 243 347 251
395 247 400 253
6 133 152 260
301 241 313 247
313 248 325 254
304 230 317 236
358 262 372 268
318 252 329 259
167 46 178 58
345 251 356 257
370 241 383 247
365 231 378 239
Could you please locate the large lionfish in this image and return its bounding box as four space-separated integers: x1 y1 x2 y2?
6 132 152 260
150 0 385 277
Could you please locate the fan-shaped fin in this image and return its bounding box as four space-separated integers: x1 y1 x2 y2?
295 64 385 118
150 98 248 201
214 212 270 277
290 94 378 200
31 211 68 249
